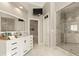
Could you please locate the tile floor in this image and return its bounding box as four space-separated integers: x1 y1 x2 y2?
26 45 75 56
58 43 79 56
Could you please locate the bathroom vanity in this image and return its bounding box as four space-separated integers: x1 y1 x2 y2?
0 35 33 56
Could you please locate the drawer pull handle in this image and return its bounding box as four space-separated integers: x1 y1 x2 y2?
24 50 27 53
30 46 32 47
11 42 17 45
30 43 32 44
11 52 17 56
24 40 26 43
11 47 17 50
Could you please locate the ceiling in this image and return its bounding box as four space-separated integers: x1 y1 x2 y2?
10 2 46 13
62 2 79 13
20 2 46 9
27 2 46 7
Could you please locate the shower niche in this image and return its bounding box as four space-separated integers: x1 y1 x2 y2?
56 2 79 55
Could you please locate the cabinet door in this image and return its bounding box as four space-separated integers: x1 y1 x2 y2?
18 37 29 56
23 37 28 55
30 36 33 48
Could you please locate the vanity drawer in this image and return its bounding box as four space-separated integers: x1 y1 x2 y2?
11 42 17 45
7 40 17 45
11 52 20 56
7 40 19 49
29 39 33 42
7 44 18 51
6 41 19 56
7 46 20 56
11 47 17 51
23 49 28 55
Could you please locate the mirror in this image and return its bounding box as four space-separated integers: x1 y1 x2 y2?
1 17 15 31
0 12 25 32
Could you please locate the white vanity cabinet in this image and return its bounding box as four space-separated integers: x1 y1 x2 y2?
19 37 29 56
23 36 33 55
0 36 33 56
28 35 33 49
19 36 33 56
0 39 20 56
6 39 20 56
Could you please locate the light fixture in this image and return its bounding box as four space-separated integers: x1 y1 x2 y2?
19 6 23 9
15 8 21 13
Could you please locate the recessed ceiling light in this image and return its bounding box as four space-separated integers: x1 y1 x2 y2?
19 6 23 9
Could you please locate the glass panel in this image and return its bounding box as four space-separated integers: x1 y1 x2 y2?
56 2 79 56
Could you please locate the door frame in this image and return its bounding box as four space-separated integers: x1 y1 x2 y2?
28 18 39 45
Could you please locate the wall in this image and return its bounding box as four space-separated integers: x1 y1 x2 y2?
43 3 50 46
50 3 56 47
43 2 56 47
0 2 28 33
15 19 25 31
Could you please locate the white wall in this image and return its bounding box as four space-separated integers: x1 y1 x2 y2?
43 2 56 47
15 19 25 31
50 3 56 47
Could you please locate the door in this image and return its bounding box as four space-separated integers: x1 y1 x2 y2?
30 20 38 46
